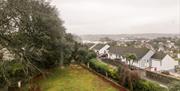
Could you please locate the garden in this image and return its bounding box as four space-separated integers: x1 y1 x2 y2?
88 58 168 91
24 65 119 91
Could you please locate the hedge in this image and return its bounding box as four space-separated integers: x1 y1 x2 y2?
88 58 168 91
146 70 180 84
89 59 118 80
133 79 168 91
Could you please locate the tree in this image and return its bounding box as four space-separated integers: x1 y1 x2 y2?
0 0 93 88
124 53 137 66
117 64 140 91
0 0 75 88
70 42 97 64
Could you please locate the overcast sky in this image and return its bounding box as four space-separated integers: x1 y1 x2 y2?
51 0 180 35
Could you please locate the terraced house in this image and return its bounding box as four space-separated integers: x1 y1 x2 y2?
107 46 155 69
150 51 178 72
90 44 178 72
90 44 110 56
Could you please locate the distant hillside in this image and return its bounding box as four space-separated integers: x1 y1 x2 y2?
80 33 179 41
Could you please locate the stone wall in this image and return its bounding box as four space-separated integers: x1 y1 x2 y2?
146 70 180 84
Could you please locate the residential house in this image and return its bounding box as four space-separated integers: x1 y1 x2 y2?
107 46 155 68
91 44 110 55
150 51 178 72
89 43 178 73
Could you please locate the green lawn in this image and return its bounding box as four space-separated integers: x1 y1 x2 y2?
36 65 119 91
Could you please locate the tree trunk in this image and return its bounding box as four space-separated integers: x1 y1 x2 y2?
60 48 64 69
87 62 89 68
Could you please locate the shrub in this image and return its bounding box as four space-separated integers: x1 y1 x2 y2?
133 79 168 91
80 50 97 65
117 64 140 91
89 59 118 79
88 59 167 91
107 67 118 80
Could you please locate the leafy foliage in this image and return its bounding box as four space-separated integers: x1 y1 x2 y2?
0 0 90 88
89 59 118 80
88 59 167 91
123 53 137 66
133 79 168 91
117 64 140 91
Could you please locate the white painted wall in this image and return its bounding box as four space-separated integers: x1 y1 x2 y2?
108 53 122 59
130 50 155 68
151 59 161 71
137 60 150 68
139 50 155 68
178 53 180 58
108 53 117 59
161 55 178 72
133 62 140 67
121 56 126 62
151 55 178 72
141 50 155 61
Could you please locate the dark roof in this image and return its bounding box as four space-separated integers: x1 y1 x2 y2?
151 51 166 60
108 46 150 60
85 43 94 48
92 44 105 50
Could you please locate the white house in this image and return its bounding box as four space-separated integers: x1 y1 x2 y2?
107 46 178 72
150 51 178 72
90 44 178 73
107 46 155 68
91 44 110 55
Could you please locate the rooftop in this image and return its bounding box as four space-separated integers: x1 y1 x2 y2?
108 46 150 60
151 51 166 60
92 44 106 50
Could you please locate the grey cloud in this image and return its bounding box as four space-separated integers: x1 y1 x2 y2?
51 0 180 34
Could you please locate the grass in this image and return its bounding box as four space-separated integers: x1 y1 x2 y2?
35 65 119 91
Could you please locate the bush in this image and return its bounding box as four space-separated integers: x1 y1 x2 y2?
133 79 168 91
88 59 167 91
89 59 108 75
78 49 97 65
107 67 118 80
89 59 118 80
